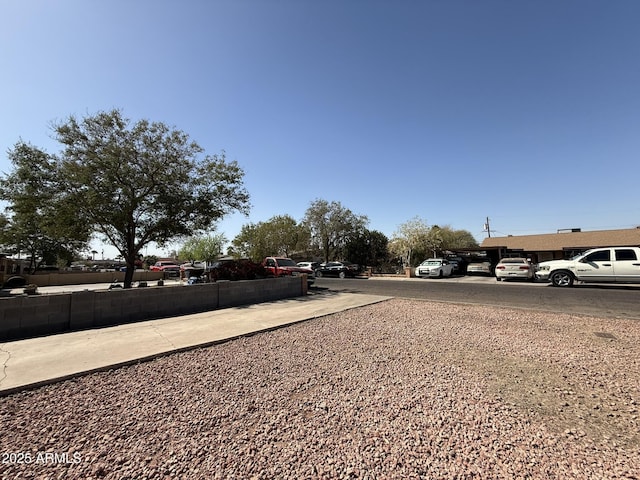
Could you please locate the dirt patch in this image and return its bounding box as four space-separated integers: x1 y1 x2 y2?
449 349 639 448
432 305 640 449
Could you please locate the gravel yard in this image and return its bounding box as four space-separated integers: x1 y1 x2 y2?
1 298 639 479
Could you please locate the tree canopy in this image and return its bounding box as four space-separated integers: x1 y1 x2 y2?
178 233 227 264
54 109 250 287
232 214 309 261
302 199 368 262
390 217 478 267
0 141 91 272
389 216 430 268
344 229 389 268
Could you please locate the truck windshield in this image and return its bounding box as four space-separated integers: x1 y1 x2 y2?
278 258 297 266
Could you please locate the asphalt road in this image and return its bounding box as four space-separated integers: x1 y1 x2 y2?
10 275 638 321
312 276 640 321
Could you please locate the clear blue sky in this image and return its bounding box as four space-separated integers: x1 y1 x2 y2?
2 0 639 259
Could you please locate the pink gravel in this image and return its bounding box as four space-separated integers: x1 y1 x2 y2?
1 299 638 479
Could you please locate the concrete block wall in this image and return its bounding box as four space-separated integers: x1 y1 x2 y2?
0 294 72 340
24 270 164 287
0 276 305 341
218 274 308 308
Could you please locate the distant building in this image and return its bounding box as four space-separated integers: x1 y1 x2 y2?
480 227 640 263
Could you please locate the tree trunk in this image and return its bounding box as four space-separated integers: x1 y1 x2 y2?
123 256 136 288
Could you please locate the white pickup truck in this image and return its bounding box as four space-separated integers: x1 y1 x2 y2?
535 246 640 287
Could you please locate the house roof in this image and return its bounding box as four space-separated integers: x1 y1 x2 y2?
480 228 640 252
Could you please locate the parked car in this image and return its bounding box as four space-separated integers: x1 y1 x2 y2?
494 258 535 281
149 261 181 276
297 261 320 271
262 257 315 285
415 258 454 278
466 260 492 275
150 261 180 272
315 261 360 278
536 246 640 287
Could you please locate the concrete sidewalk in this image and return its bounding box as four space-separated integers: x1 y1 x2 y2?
0 292 391 396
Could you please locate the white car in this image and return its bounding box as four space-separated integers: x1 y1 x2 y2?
494 258 535 281
297 261 319 271
415 259 454 278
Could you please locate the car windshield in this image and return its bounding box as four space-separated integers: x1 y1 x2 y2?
277 258 297 267
422 260 441 266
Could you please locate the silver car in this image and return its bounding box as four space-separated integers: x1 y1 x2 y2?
466 261 492 275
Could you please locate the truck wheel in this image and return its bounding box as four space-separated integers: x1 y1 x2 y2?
550 271 574 287
339 271 346 279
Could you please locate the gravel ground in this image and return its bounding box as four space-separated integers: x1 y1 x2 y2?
1 298 639 479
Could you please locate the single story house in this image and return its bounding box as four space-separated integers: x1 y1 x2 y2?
479 227 640 263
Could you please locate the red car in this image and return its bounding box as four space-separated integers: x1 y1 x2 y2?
262 257 315 285
150 261 181 275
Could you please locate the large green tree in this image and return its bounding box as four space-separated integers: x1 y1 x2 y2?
302 199 368 262
54 109 250 287
0 141 90 272
344 229 388 268
426 225 479 256
439 226 478 250
179 233 227 264
232 214 309 261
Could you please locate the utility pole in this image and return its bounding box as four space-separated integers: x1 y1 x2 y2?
484 217 491 237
